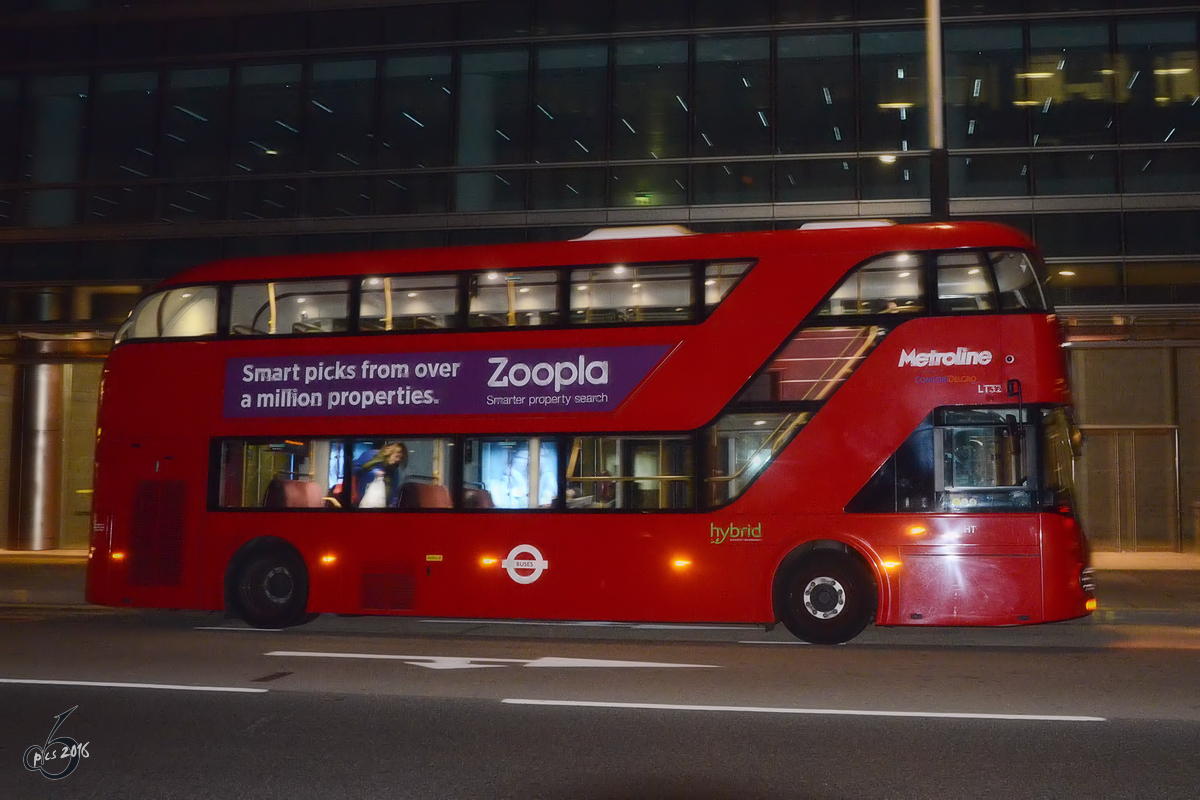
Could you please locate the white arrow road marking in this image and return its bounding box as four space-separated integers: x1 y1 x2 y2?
265 651 716 670
501 699 1107 722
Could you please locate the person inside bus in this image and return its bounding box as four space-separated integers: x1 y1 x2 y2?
354 442 408 508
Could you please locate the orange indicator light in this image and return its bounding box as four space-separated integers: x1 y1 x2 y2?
110 552 125 561
481 558 498 566
882 560 901 569
673 559 691 568
909 526 926 536
321 555 337 564
1085 599 1097 611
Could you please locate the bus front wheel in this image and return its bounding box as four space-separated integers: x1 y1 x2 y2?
777 551 876 645
233 546 311 629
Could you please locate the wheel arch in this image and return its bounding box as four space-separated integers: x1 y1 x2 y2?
222 535 309 617
770 538 885 624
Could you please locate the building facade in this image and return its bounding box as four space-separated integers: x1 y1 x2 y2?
1 0 1198 550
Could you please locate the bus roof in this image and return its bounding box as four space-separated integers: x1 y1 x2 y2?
158 221 1035 288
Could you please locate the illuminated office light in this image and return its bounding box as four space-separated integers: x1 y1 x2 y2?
1016 72 1054 79
1154 68 1193 75
972 79 982 97
879 155 898 163
1012 100 1041 106
823 87 832 104
878 102 914 109
1058 270 1076 277
407 292 418 298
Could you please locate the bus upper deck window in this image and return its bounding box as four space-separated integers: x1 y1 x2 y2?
160 287 217 338
936 252 997 314
704 261 752 313
468 270 561 328
570 263 694 325
230 280 350 335
360 274 459 331
990 251 1048 311
816 253 925 316
114 286 217 344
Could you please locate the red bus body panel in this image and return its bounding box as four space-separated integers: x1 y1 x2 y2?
86 223 1092 629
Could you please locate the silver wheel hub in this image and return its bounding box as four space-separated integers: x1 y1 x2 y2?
803 576 846 620
262 566 294 605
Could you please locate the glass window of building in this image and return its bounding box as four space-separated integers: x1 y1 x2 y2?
311 8 381 49
229 180 299 221
567 436 693 510
1033 151 1117 196
613 40 689 160
817 252 926 315
457 49 529 211
1035 212 1121 258
535 3 611 36
777 159 858 202
860 30 927 153
88 72 159 182
468 269 560 327
950 154 1030 197
570 263 693 324
944 25 1026 148
307 60 377 172
232 64 303 175
238 14 307 53
376 173 450 215
459 0 532 39
360 274 459 331
1028 23 1114 147
533 45 608 164
614 0 689 32
381 55 454 169
230 279 350 335
163 69 231 179
1117 19 1198 145
21 75 88 228
694 0 769 27
1 78 21 183
384 4 456 44
694 37 770 156
305 176 373 218
778 33 855 155
1122 149 1200 194
610 164 689 207
465 438 558 510
936 252 997 313
167 18 235 57
861 154 928 200
530 166 606 209
694 161 771 204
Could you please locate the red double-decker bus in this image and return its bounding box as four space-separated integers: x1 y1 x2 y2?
86 221 1094 644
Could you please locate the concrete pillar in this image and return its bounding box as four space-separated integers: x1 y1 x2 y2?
7 341 65 550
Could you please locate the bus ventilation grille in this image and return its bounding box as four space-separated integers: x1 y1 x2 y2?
129 480 186 587
361 566 416 610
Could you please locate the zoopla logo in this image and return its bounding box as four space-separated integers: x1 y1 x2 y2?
501 544 549 584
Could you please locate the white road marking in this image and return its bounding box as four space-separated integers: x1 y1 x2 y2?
195 626 283 632
501 699 1106 722
265 651 716 670
0 678 267 694
418 619 754 631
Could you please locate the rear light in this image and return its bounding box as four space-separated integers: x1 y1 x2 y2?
1080 567 1096 595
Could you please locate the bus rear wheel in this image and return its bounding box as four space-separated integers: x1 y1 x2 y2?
777 551 876 645
233 546 311 629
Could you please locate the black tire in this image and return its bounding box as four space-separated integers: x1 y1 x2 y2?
233 547 311 629
776 551 877 645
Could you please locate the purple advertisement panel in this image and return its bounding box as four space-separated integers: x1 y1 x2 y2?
223 345 673 418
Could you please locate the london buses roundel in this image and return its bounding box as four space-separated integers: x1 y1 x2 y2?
501 544 548 585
